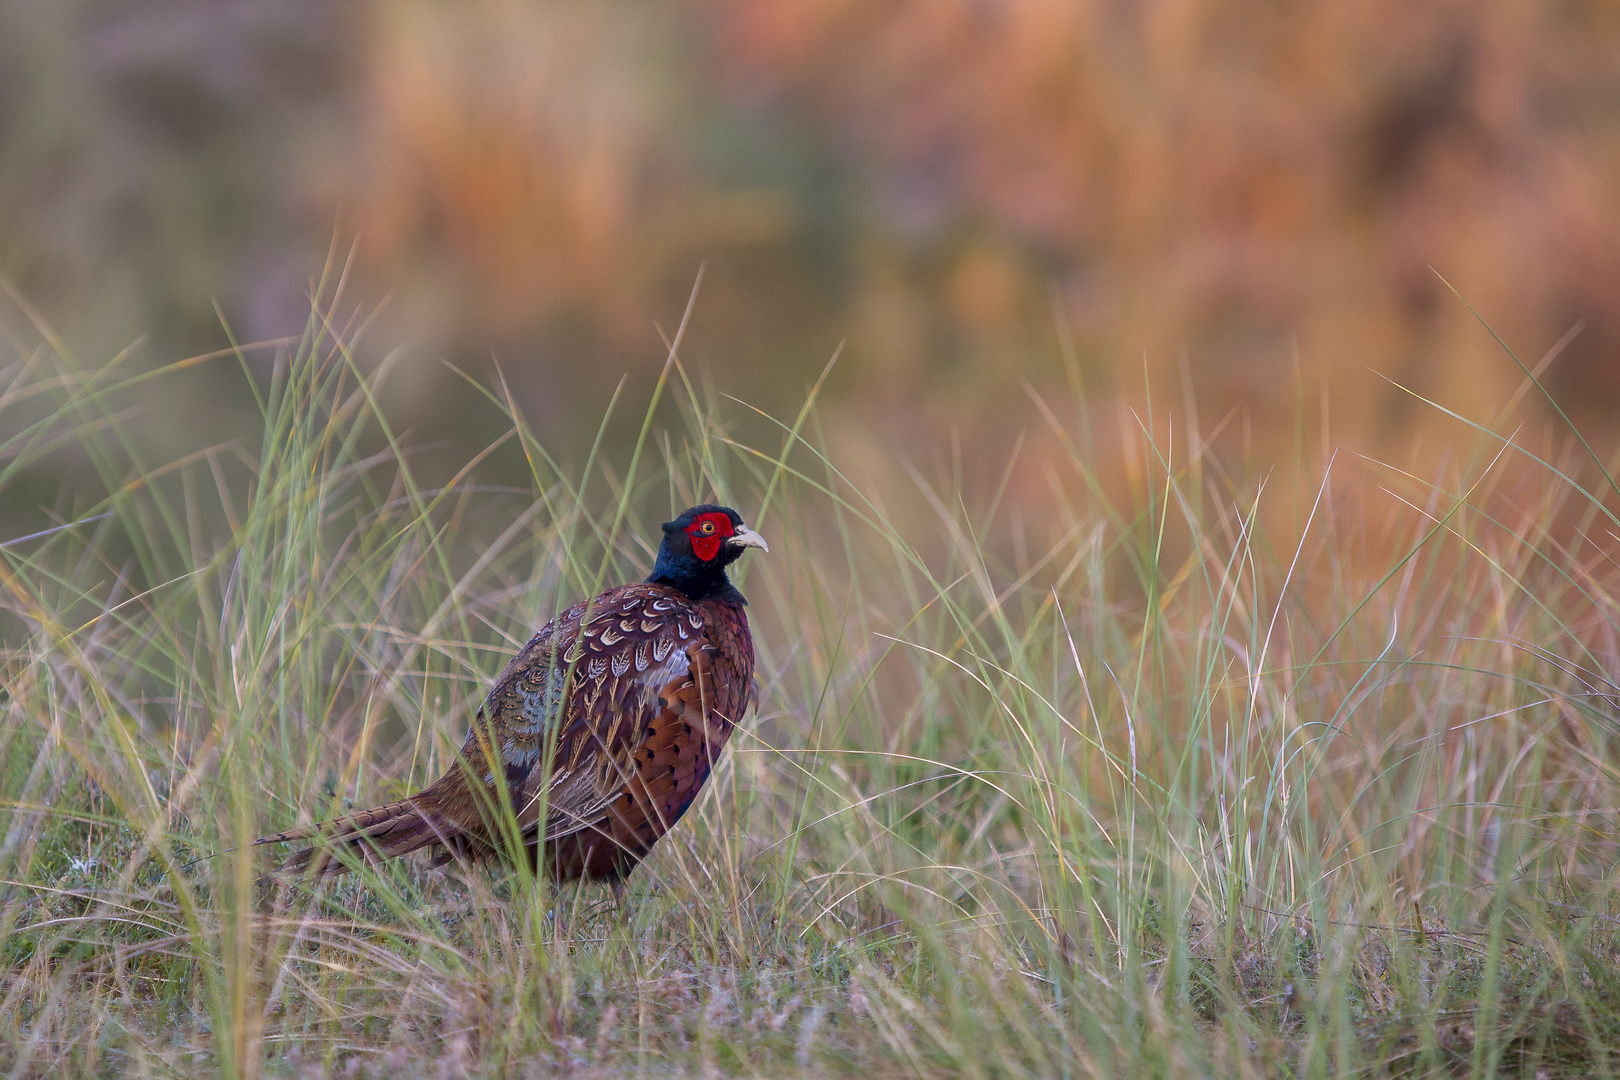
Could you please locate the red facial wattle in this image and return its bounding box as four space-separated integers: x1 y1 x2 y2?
686 512 733 562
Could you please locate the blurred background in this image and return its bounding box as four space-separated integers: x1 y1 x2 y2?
3 0 1620 509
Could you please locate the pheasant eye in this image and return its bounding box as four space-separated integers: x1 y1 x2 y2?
697 521 715 535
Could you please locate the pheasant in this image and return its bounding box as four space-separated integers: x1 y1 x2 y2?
257 504 766 885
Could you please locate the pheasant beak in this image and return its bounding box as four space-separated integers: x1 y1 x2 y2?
726 525 769 553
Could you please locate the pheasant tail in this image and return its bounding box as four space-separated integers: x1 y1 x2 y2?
258 795 460 878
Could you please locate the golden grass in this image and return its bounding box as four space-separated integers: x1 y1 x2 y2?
4 276 1620 1077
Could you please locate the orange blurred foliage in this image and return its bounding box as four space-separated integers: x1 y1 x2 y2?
339 1 1620 448
4 0 1620 477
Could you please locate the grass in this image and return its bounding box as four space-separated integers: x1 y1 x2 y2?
4 272 1620 1078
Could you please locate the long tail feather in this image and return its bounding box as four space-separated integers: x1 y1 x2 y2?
256 797 464 879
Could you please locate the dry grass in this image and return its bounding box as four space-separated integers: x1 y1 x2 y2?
4 276 1620 1078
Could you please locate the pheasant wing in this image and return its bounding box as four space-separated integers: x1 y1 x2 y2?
476 584 714 845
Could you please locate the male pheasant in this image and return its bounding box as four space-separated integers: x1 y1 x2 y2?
257 504 766 884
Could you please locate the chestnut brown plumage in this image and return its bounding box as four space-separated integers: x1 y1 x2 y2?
256 505 766 884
